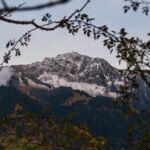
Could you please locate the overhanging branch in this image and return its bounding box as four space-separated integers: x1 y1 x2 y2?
0 0 71 13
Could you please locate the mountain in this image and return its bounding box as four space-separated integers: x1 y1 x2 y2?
11 52 123 98
8 52 150 109
1 52 150 149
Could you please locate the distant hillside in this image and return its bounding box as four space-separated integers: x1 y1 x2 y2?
0 85 129 149
0 86 44 119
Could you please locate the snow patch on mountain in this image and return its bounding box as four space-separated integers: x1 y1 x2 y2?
38 71 117 97
114 80 124 86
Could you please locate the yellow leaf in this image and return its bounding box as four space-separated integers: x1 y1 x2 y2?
14 104 23 112
22 137 28 143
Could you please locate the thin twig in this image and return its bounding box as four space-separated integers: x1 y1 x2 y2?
67 0 90 20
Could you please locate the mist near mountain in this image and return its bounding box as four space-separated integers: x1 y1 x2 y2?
0 67 14 86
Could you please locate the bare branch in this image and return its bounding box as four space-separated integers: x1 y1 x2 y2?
1 3 26 17
0 16 60 31
0 0 71 13
1 0 8 9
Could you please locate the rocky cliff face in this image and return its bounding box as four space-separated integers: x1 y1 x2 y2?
10 52 124 97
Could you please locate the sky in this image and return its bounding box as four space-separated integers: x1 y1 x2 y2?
0 0 150 69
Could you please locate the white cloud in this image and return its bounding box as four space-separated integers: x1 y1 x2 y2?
0 67 14 86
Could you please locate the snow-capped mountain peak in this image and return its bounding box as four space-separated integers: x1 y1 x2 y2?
11 52 123 97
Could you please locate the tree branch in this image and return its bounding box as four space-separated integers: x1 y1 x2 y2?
0 16 60 31
0 0 71 12
67 0 90 20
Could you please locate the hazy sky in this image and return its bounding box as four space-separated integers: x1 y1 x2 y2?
0 0 149 69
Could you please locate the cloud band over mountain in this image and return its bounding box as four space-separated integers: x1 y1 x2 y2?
0 67 14 86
